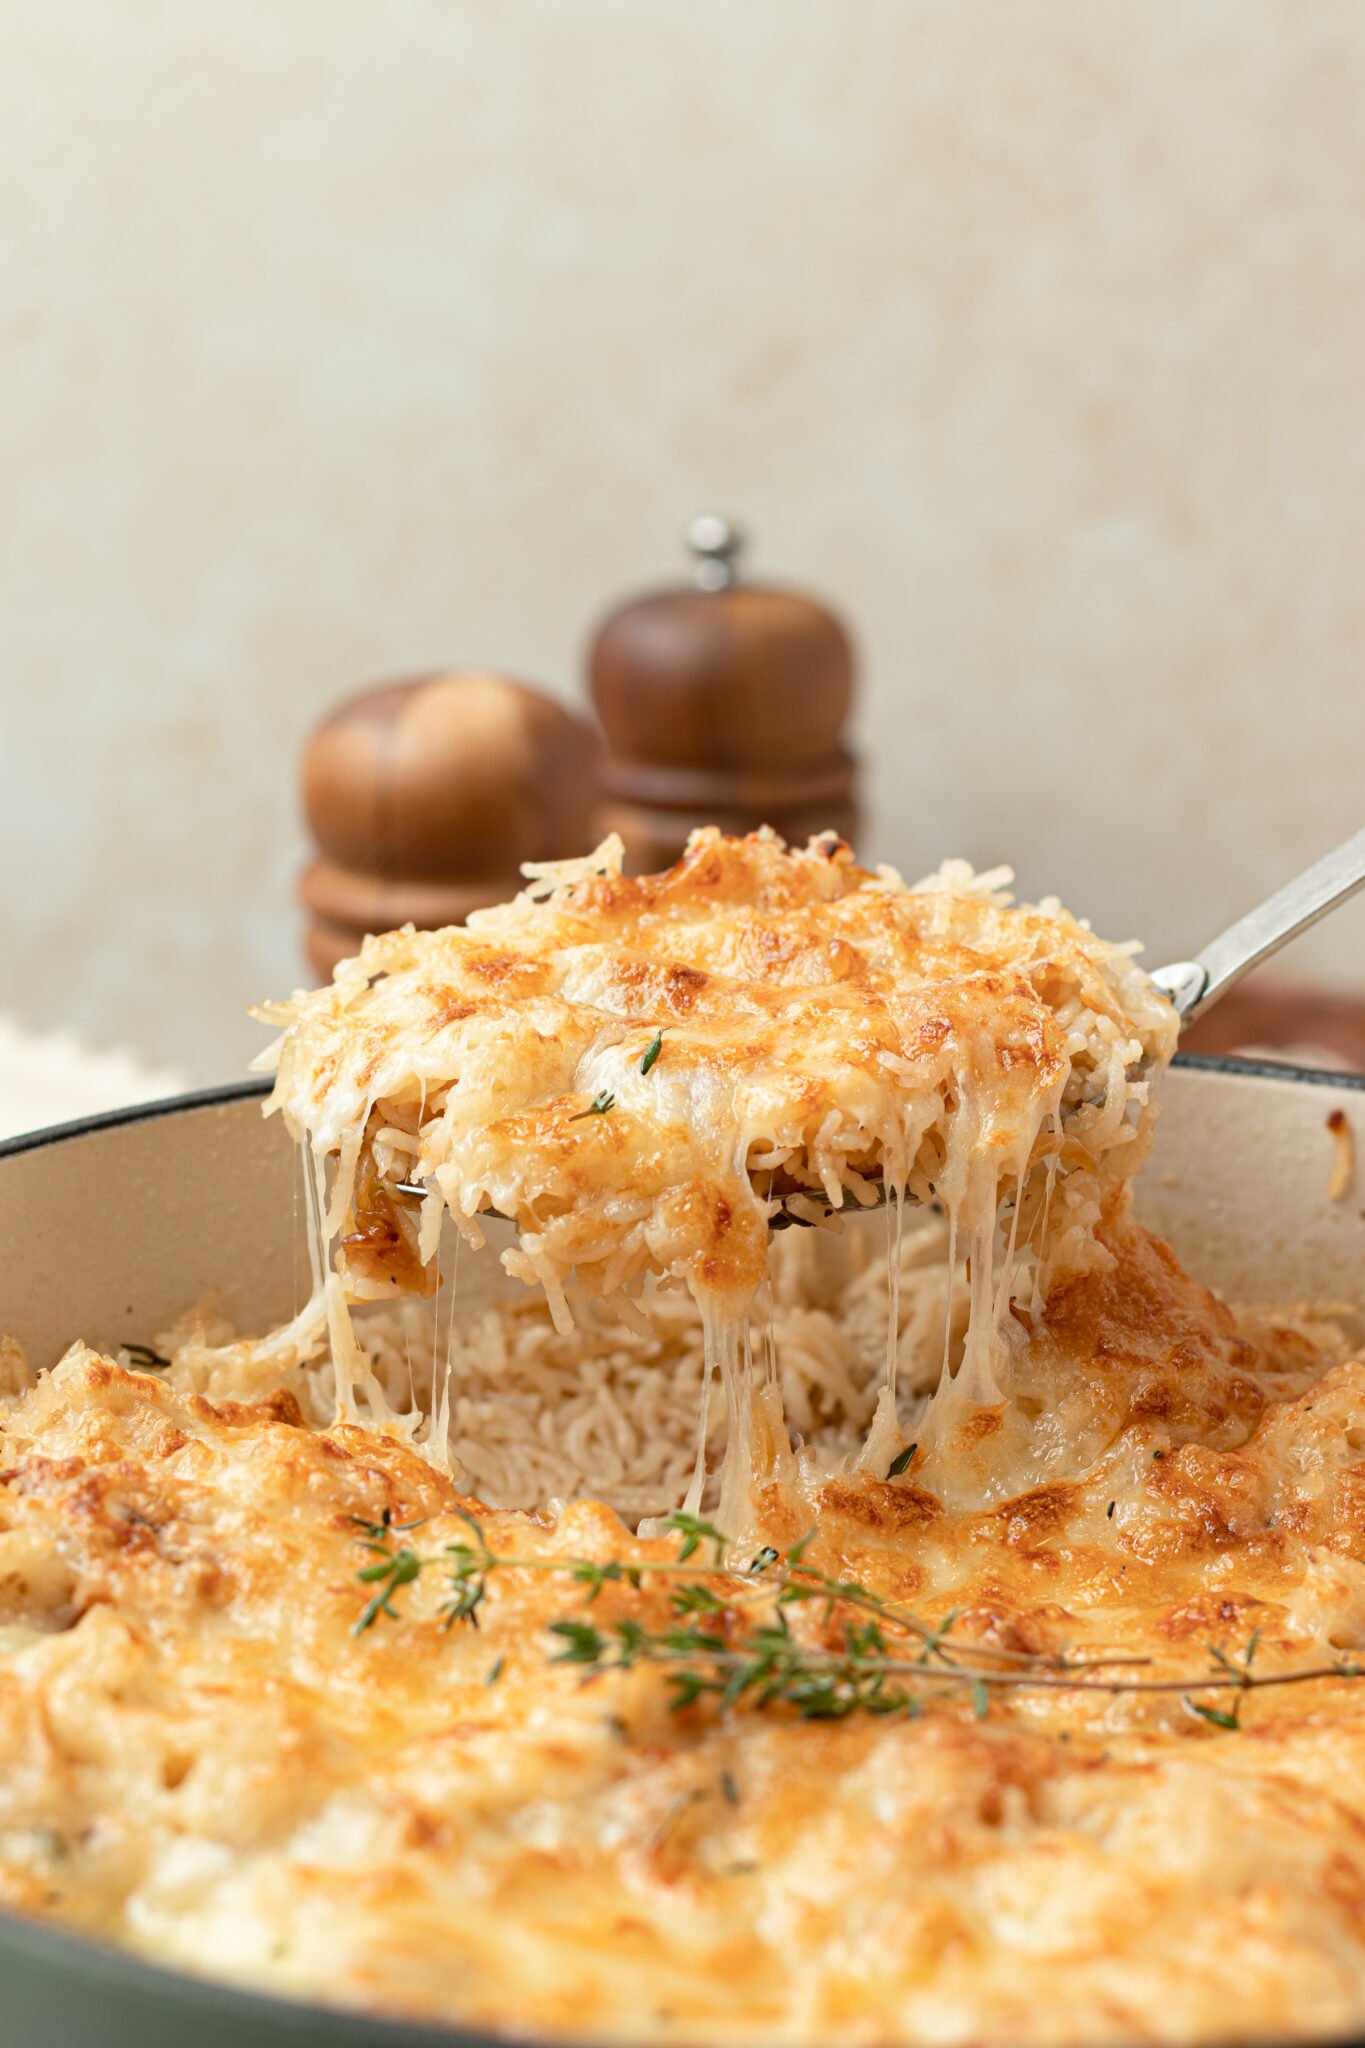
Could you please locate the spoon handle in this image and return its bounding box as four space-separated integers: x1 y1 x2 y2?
1150 825 1365 1022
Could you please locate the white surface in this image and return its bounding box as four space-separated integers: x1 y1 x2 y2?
1 1 1363 1084
0 1016 185 1144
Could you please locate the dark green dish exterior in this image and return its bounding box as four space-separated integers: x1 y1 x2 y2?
0 1904 481 2047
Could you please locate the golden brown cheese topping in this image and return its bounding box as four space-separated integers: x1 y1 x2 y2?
255 829 1177 1529
1 1221 1364 2045
6 833 1359 2046
256 828 1175 1333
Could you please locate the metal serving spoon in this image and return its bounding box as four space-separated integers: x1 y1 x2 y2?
1147 825 1365 1024
394 827 1365 1222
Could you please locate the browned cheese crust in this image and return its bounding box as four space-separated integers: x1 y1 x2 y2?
258 831 1176 1326
1 1221 1364 2044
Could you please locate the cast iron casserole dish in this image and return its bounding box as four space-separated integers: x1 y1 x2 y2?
0 1056 1361 2048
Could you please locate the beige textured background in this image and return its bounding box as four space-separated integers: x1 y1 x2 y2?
2 0 1362 1084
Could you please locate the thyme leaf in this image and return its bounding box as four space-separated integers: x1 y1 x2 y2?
123 1343 171 1371
887 1444 917 1478
661 1510 727 1564
640 1032 664 1075
353 1546 425 1634
569 1090 616 1120
1184 1698 1242 1731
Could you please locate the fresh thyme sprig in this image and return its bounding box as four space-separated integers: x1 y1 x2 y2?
349 1510 1362 1728
547 1606 931 1718
544 1617 1358 1722
353 1508 1084 1669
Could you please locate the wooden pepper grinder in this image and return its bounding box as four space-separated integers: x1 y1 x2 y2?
588 517 860 871
299 670 600 979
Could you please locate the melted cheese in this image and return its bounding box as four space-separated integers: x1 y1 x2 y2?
1 1225 1364 2044
256 830 1177 1505
10 836 1359 2044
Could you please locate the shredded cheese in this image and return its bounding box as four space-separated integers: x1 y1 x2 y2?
10 832 1360 2047
255 828 1178 1515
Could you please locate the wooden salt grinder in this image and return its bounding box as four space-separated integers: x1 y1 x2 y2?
587 517 860 871
299 669 600 979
